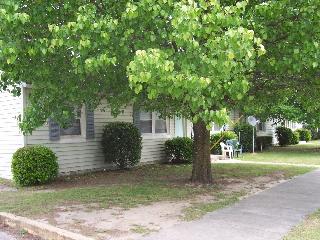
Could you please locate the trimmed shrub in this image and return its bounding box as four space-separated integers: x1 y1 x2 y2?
276 126 294 146
305 126 320 140
256 136 273 150
234 123 256 152
102 122 142 169
11 145 59 186
291 131 300 145
210 131 238 154
296 129 312 142
165 137 193 164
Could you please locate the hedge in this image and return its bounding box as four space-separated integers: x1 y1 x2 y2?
165 137 193 164
276 126 294 146
11 145 59 186
292 131 300 145
296 129 312 142
102 122 142 169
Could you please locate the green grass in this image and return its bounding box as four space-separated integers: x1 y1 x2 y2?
284 209 320 240
0 163 314 217
0 183 214 215
240 141 320 165
212 163 313 178
182 191 246 221
130 225 156 235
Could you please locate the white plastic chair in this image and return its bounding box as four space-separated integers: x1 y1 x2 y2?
220 142 233 159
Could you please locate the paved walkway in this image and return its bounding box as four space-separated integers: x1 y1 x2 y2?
0 231 15 240
142 169 320 240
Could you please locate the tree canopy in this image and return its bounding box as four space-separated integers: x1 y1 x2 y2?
244 0 320 125
127 0 264 128
0 0 319 182
0 0 319 130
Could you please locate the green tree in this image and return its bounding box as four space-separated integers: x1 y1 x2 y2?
242 0 320 125
127 1 263 183
1 0 319 183
0 0 262 183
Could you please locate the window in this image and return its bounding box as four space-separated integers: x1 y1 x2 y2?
140 111 152 133
155 113 167 133
139 111 168 135
60 108 82 136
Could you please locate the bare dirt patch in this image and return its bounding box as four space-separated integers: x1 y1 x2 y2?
0 223 42 240
37 173 286 240
220 170 287 196
0 185 16 192
32 165 192 191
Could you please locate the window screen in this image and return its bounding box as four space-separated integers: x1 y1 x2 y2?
155 113 167 133
60 109 82 136
140 111 152 133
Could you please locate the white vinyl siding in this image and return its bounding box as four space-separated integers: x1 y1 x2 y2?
25 98 176 173
284 120 303 131
25 100 132 174
0 91 24 179
141 118 175 163
257 120 303 145
257 120 276 137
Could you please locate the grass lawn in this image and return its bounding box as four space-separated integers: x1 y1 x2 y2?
284 209 320 240
239 141 320 165
0 163 314 217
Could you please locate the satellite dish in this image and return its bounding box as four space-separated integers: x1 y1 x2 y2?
247 116 257 126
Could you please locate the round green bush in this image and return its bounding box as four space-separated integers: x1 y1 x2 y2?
234 123 256 152
296 129 312 142
291 131 300 145
276 126 294 146
11 145 59 186
305 126 320 140
210 131 238 154
165 137 193 164
102 122 142 169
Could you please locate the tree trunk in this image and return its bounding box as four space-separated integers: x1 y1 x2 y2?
191 120 213 184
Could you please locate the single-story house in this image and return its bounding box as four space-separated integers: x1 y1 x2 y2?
0 86 192 179
256 120 303 145
211 111 303 145
0 85 304 179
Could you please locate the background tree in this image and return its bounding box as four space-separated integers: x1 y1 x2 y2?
241 0 320 125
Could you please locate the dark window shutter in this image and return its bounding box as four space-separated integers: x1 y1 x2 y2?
133 105 141 132
86 107 95 139
49 119 60 141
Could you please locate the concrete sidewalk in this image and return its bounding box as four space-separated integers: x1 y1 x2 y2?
142 169 320 240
